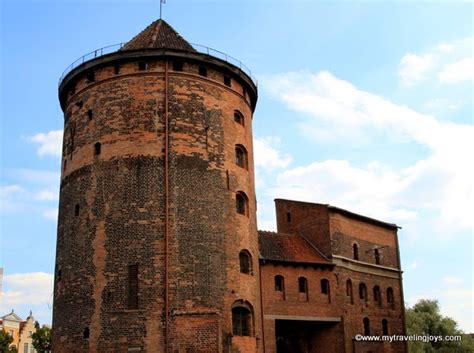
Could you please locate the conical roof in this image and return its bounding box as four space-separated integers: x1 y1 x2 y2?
121 19 196 52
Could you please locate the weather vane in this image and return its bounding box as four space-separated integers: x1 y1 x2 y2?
160 0 166 19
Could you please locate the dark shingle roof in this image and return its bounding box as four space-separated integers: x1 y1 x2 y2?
258 231 331 265
121 19 196 52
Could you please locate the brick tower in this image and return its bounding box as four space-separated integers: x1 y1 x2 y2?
53 20 262 353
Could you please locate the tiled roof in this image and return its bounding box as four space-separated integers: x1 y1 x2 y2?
258 231 332 265
121 19 196 52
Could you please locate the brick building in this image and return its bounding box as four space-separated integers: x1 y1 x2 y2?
1 310 37 353
52 19 406 353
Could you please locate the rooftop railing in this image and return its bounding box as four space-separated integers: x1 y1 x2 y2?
58 42 257 87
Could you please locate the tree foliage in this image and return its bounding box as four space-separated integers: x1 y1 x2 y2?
31 321 51 353
406 299 474 353
0 329 17 353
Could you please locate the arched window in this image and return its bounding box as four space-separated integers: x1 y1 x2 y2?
373 286 381 307
239 250 252 275
235 192 248 216
382 319 389 336
374 248 380 264
232 300 254 337
94 142 101 156
298 277 308 294
321 279 330 295
275 275 285 293
363 318 370 336
359 283 367 302
387 287 395 308
234 110 244 125
235 145 248 169
346 279 353 304
353 243 359 260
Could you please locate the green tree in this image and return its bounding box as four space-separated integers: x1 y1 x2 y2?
31 322 51 353
0 329 17 353
406 299 474 353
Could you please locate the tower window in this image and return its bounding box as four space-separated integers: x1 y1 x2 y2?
239 250 252 275
275 275 285 293
224 75 231 87
359 283 367 302
75 100 83 108
346 279 353 304
353 243 359 260
363 318 370 336
298 277 308 294
87 109 93 120
286 212 291 222
235 145 248 169
86 71 95 83
173 61 183 71
94 142 101 156
74 204 80 216
138 61 148 71
235 192 248 216
321 279 330 295
374 248 380 264
387 287 395 308
234 110 244 125
232 301 253 337
382 319 389 335
127 264 139 310
69 83 76 96
199 66 207 77
57 269 62 282
114 64 120 75
373 286 381 307
83 327 90 339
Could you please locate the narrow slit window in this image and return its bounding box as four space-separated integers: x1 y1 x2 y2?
382 319 389 335
224 75 231 87
373 286 381 307
236 192 248 216
286 212 291 222
94 142 101 156
114 64 120 75
83 327 90 339
74 204 80 216
387 287 395 308
275 275 284 293
173 61 183 71
353 243 359 260
346 279 353 304
239 250 252 275
235 145 247 169
374 248 380 264
199 66 207 77
298 277 308 294
127 264 139 310
321 279 330 295
359 283 367 302
363 318 370 336
87 109 93 120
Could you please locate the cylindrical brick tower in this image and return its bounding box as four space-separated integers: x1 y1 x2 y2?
53 20 262 352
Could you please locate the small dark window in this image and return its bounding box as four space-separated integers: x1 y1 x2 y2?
298 277 308 294
63 159 67 172
286 212 291 222
127 264 139 310
199 66 207 77
387 287 395 308
359 283 367 302
234 110 244 125
57 269 62 282
138 61 148 71
224 75 231 87
235 145 247 168
363 318 370 336
87 109 93 120
74 204 80 216
373 286 381 307
239 250 252 275
86 71 95 83
374 248 380 264
236 192 248 216
173 61 183 71
75 100 83 108
83 327 89 339
94 142 101 156
346 279 353 304
114 64 120 75
232 302 253 337
321 279 330 295
382 319 389 335
69 84 76 96
275 275 284 292
353 243 359 260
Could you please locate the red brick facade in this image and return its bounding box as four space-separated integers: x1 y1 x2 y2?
53 19 406 353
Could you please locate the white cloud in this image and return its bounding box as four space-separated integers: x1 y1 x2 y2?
35 188 59 201
11 169 60 185
438 57 474 83
262 70 474 230
29 130 63 158
440 287 473 332
442 277 463 285
406 260 421 270
42 208 58 221
398 37 473 86
0 185 26 212
254 136 292 170
0 272 54 325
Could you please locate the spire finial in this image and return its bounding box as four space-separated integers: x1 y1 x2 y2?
160 0 166 19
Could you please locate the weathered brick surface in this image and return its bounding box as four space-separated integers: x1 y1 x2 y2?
53 55 262 353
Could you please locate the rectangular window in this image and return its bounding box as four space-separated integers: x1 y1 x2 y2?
114 64 120 75
24 343 28 353
199 66 207 77
224 75 231 87
128 264 139 309
173 61 183 71
138 61 148 71
86 71 95 83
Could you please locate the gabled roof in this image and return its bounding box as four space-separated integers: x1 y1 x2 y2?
2 311 23 322
121 19 196 52
258 231 332 266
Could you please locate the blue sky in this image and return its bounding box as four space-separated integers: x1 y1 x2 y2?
1 0 472 331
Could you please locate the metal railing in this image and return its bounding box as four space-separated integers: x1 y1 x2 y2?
58 42 257 86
